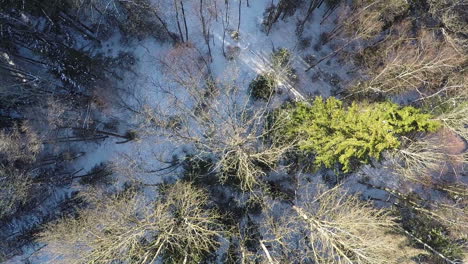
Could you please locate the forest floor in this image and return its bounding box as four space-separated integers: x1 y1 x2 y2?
4 0 414 263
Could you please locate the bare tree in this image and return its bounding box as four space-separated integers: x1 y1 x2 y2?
140 86 294 191
237 0 242 32
136 49 296 191
180 0 189 41
198 0 216 61
159 42 211 91
38 182 225 264
264 0 303 35
120 0 179 42
387 132 466 184
428 0 468 51
174 0 186 42
437 103 468 141
0 166 32 220
260 184 418 263
0 123 41 163
328 0 408 42
348 29 464 98
0 124 40 221
222 0 231 57
296 0 321 35
305 0 409 71
430 200 468 242
359 181 467 263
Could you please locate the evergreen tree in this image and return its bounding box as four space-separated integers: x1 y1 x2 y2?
281 97 440 172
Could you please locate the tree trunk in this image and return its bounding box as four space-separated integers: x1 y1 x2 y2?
222 0 230 57
45 135 108 144
174 0 185 42
200 0 213 61
151 10 179 42
305 39 353 72
58 11 100 43
180 0 189 41
266 0 285 35
66 127 136 144
297 0 318 35
214 0 218 21
320 2 340 25
237 0 242 32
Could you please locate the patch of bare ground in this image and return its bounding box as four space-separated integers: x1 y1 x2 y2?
429 128 467 183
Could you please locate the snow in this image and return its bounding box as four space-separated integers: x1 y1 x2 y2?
78 0 351 186
5 0 359 262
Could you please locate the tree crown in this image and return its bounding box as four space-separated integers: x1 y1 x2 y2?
282 97 440 172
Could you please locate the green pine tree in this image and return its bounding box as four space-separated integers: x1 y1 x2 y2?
282 97 440 172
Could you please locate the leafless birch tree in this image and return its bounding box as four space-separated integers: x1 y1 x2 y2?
260 184 417 263
38 182 225 264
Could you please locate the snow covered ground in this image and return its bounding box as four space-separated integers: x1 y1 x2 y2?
66 0 352 188
4 0 356 262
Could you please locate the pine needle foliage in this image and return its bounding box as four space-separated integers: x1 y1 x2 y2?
249 73 277 101
281 97 440 172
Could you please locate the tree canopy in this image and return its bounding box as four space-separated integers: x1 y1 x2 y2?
281 97 440 172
